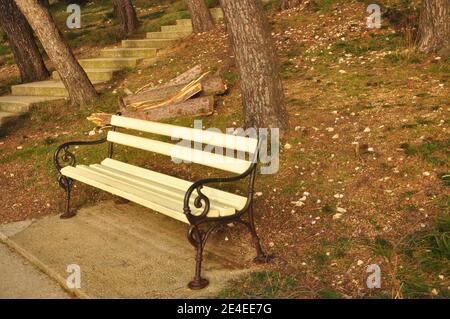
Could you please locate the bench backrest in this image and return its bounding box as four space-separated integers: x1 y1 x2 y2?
107 115 258 175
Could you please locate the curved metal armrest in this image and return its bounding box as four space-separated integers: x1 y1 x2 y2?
183 163 257 224
53 138 107 173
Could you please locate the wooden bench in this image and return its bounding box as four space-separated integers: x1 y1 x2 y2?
54 115 269 289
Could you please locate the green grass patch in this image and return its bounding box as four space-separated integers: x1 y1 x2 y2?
400 139 449 167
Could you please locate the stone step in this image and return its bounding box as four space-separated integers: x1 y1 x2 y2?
52 68 120 82
0 95 61 113
160 25 193 33
0 111 22 126
146 31 192 39
121 39 177 49
11 80 101 97
79 58 142 69
100 47 158 58
176 19 192 26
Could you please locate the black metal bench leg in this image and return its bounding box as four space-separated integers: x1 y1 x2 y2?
247 203 271 264
187 226 209 290
59 176 77 219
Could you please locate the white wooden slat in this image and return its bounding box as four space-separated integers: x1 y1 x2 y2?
101 158 247 210
86 164 235 216
61 166 190 224
111 115 258 154
74 165 226 218
107 131 253 174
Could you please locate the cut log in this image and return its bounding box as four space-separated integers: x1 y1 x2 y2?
123 75 227 105
165 65 203 87
124 96 214 121
87 96 214 127
134 65 203 94
134 82 203 111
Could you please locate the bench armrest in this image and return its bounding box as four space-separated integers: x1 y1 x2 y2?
53 138 107 173
183 163 257 225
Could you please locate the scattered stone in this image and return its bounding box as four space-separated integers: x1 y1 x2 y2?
333 213 343 220
423 171 430 177
291 201 305 207
255 192 263 197
336 207 347 213
326 127 334 132
334 193 344 199
363 127 371 133
332 134 339 139
431 288 438 296
284 143 292 150
357 260 364 266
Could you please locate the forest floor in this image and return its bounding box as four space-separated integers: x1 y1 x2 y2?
0 0 448 298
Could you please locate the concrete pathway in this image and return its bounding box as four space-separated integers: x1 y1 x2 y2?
0 199 255 298
0 8 223 131
0 243 69 298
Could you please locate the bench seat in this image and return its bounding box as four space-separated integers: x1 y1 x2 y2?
61 158 248 224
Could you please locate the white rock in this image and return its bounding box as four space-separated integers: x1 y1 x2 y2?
337 207 347 213
334 193 344 199
333 213 343 220
363 127 371 133
303 191 310 196
332 134 339 139
357 260 364 266
431 288 438 296
255 192 263 197
326 127 334 132
299 196 307 202
284 143 292 150
423 171 430 176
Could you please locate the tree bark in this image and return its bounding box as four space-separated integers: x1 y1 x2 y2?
280 0 302 10
219 0 288 132
185 0 214 33
112 0 139 36
417 0 450 54
0 0 49 83
15 0 97 105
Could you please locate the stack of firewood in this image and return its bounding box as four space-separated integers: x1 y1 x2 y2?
88 65 227 127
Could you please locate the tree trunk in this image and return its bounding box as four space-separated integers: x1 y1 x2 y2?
219 0 288 132
112 0 139 36
417 0 450 54
185 0 214 33
0 0 49 83
280 0 302 10
15 0 97 105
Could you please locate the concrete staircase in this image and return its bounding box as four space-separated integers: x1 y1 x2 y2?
0 8 223 131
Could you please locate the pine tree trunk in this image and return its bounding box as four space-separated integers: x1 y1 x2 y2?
0 0 49 83
112 0 139 36
185 0 214 33
280 0 301 10
15 0 97 105
417 0 450 54
219 0 288 132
